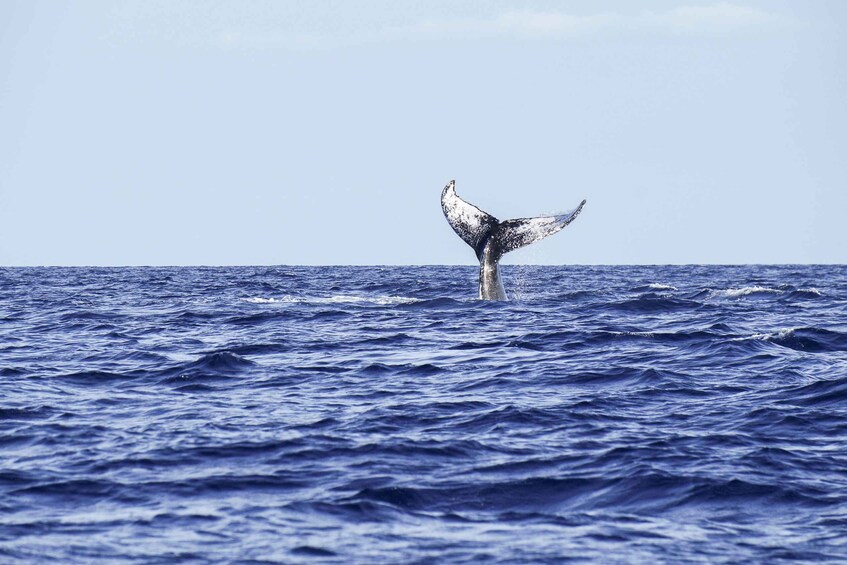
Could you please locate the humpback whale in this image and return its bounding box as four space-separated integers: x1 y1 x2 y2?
441 180 586 300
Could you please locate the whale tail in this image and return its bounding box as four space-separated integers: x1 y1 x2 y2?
441 180 585 262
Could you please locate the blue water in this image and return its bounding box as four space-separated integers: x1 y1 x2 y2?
2 265 847 562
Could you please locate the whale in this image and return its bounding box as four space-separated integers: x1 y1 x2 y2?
441 180 586 300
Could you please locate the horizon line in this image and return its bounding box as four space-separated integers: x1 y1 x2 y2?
1 262 844 269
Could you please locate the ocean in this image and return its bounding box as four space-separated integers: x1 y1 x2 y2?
1 265 846 562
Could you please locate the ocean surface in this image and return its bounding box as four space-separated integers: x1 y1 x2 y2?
1 265 846 563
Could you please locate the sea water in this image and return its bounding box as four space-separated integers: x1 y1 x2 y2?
1 265 846 562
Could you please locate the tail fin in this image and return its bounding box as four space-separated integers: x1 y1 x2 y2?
496 200 586 255
441 180 585 260
441 180 499 260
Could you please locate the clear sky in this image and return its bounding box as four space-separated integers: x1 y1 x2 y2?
1 1 845 266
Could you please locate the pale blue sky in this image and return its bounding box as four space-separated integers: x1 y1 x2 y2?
1 1 845 265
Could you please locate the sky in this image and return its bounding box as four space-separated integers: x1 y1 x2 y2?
1 1 845 266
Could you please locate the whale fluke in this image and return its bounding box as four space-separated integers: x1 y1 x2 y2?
441 180 585 300
496 204 586 255
440 181 498 260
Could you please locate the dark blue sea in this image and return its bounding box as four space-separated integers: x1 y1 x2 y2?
2 265 847 563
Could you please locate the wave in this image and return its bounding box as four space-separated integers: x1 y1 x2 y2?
785 288 824 300
226 311 304 326
700 285 823 302
222 342 288 356
58 311 124 322
13 478 117 500
170 351 256 375
357 362 445 377
348 476 601 512
0 406 57 421
466 329 727 352
242 297 284 304
632 283 678 292
448 340 508 350
53 352 259 388
398 297 466 309
56 370 137 385
603 296 701 313
344 472 824 515
168 311 217 324
788 377 847 408
713 286 782 298
291 546 337 557
545 289 608 301
742 327 847 353
565 367 672 387
352 333 420 347
242 294 419 306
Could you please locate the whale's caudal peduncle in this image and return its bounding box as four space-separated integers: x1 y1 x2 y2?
441 180 586 300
